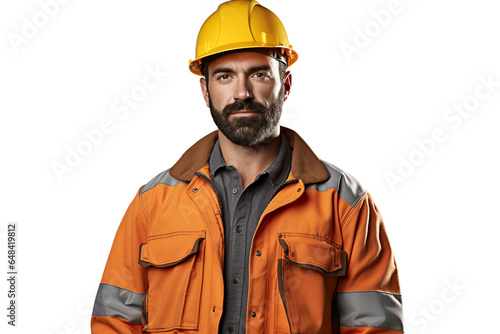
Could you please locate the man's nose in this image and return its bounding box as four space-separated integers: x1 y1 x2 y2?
233 77 253 101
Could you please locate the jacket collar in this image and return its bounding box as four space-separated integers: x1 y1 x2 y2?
169 126 329 185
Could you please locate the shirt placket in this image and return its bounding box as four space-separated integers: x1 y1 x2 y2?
223 168 254 334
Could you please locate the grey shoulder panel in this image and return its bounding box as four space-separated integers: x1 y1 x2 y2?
92 283 145 324
305 161 366 208
140 168 187 195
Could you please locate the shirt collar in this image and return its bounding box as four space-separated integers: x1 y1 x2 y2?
208 140 227 177
209 133 291 187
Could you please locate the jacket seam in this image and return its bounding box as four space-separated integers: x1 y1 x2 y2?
337 290 402 296
138 186 150 221
339 324 404 332
92 314 143 324
339 191 367 228
348 190 366 212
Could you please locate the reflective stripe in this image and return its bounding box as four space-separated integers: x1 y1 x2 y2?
92 283 146 324
337 291 404 332
306 161 366 208
140 168 187 195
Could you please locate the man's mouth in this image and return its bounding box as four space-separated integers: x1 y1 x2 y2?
230 110 259 115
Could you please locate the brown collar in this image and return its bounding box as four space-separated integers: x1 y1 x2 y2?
169 127 329 185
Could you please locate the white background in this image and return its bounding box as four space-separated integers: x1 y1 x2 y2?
1 0 499 333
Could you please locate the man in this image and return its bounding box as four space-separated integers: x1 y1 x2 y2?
91 1 404 333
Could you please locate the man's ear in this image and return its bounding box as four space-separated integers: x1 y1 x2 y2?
200 77 210 108
283 71 292 102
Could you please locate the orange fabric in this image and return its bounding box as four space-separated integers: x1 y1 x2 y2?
337 193 401 295
91 316 146 334
91 129 402 334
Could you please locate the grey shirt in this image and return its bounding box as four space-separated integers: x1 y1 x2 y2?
209 134 292 334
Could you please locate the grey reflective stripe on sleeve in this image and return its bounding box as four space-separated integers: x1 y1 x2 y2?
337 291 404 332
92 283 146 324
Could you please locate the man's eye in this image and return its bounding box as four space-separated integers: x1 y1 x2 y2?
217 74 231 80
253 73 270 79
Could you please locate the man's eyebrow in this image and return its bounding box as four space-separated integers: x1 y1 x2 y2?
211 67 234 76
248 65 272 73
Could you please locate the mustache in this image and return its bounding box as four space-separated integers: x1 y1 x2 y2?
222 100 267 116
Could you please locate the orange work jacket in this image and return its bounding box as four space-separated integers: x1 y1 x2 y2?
91 127 404 334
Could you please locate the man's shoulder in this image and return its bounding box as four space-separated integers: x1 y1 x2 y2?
306 161 366 208
138 131 217 196
139 168 188 196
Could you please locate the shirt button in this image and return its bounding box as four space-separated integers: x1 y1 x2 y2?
255 250 261 256
251 312 256 317
236 226 242 233
233 277 239 284
228 326 234 333
232 188 238 194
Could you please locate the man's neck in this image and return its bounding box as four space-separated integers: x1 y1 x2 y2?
218 129 281 189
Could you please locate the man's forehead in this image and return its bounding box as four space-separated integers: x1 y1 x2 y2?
203 48 286 77
208 51 278 73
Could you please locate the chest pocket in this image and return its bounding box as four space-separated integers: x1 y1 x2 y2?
276 233 347 334
139 230 206 332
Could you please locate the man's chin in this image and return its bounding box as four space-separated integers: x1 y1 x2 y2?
221 127 260 146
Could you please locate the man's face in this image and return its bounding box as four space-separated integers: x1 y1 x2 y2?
200 51 291 147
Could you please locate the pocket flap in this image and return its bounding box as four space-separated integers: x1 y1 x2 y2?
278 234 346 276
139 231 206 268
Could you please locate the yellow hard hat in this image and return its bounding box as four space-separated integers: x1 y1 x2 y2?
189 0 298 76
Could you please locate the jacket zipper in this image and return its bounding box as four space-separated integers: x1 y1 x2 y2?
194 171 226 328
195 171 225 214
255 179 300 334
194 171 226 261
271 179 299 200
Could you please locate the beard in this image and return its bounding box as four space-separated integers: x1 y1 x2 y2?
209 86 284 147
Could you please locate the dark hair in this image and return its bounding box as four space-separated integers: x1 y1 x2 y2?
278 61 287 82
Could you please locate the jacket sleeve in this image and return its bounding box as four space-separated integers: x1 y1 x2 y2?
336 192 404 333
91 188 149 334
